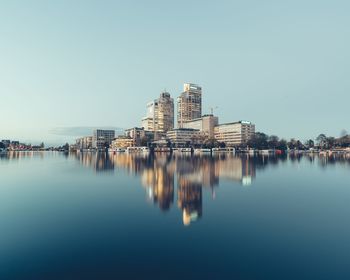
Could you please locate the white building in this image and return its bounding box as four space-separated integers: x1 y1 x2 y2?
181 114 219 139
214 121 255 147
166 128 203 147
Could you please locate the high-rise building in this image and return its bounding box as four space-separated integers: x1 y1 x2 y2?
141 91 174 133
177 83 202 128
157 92 174 133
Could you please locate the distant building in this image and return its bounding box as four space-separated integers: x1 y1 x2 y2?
76 136 93 150
111 136 134 149
142 91 174 133
214 121 255 147
125 127 154 147
166 128 202 147
177 83 202 128
182 114 219 139
92 129 115 150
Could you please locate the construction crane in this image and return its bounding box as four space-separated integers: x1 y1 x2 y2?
209 106 218 115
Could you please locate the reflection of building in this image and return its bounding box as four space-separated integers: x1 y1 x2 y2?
166 128 202 147
177 83 202 128
141 163 174 211
182 114 219 139
142 91 174 133
177 178 202 226
74 152 114 172
214 121 255 147
73 152 258 225
93 129 115 150
214 155 256 185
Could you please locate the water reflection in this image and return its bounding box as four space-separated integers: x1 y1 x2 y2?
2 151 350 226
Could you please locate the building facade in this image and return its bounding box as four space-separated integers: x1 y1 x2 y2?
92 129 115 150
181 114 219 139
166 128 202 147
111 136 134 149
76 136 93 150
125 127 154 147
142 91 174 133
177 83 202 128
214 121 255 147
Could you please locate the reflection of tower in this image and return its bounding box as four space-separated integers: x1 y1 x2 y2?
141 155 175 211
153 167 174 211
177 177 202 226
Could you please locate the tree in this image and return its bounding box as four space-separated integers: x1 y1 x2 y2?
40 142 45 149
267 135 279 149
276 139 288 151
305 139 314 148
340 129 348 137
316 134 327 149
247 132 268 149
327 137 336 149
0 142 5 150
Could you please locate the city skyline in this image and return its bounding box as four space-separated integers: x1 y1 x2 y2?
1 0 349 145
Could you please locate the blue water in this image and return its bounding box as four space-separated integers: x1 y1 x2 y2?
1 152 350 280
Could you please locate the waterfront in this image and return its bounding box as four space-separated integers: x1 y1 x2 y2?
1 152 350 279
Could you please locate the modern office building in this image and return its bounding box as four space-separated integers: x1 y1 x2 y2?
92 129 115 150
157 92 174 132
214 121 255 147
142 91 174 133
182 114 219 139
177 83 202 128
166 128 202 147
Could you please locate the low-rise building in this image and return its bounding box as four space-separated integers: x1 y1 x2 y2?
214 121 255 147
125 127 154 147
76 136 93 150
93 129 115 150
181 114 219 139
166 128 203 147
111 136 134 149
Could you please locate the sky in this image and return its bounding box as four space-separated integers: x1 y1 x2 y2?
0 0 349 145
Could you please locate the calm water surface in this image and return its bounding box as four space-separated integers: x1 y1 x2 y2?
1 152 350 280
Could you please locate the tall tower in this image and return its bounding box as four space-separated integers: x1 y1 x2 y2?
158 91 174 132
142 91 174 133
177 83 202 128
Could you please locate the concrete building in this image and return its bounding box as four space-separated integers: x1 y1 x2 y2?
157 92 174 132
177 83 202 128
111 136 134 149
76 136 93 150
142 91 174 133
166 128 202 147
214 121 255 147
182 114 219 139
125 127 154 147
93 129 115 150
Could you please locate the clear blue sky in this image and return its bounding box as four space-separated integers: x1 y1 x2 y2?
1 0 349 145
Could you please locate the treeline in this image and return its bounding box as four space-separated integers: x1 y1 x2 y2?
247 132 350 150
